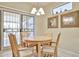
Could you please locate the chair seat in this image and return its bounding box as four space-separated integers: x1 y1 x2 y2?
18 47 34 51
42 46 55 57
18 47 35 57
42 32 61 57
19 48 33 57
42 46 55 53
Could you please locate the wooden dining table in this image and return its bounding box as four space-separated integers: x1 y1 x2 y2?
23 36 52 57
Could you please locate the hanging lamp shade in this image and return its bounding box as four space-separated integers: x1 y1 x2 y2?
31 7 45 15
31 8 37 14
38 8 45 15
36 11 40 16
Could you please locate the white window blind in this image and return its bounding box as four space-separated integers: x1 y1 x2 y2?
52 2 72 14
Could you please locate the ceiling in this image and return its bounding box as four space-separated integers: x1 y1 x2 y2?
0 2 63 7
28 2 52 7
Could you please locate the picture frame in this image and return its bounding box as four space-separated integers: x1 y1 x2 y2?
48 16 58 28
61 10 79 28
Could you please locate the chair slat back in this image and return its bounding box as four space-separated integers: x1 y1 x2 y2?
8 33 20 57
55 32 61 50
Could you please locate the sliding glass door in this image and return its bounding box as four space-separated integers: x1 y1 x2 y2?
3 12 21 47
3 11 35 48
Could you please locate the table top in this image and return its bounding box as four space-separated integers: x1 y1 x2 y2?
23 36 52 42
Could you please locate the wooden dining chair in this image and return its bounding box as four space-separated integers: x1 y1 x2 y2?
42 32 61 57
8 33 34 57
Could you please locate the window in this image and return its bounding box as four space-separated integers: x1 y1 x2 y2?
52 2 72 14
3 12 21 47
22 15 34 38
3 11 35 48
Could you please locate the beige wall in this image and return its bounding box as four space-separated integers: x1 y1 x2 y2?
40 2 79 54
0 2 79 54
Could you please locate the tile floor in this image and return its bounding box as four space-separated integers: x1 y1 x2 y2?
0 48 79 57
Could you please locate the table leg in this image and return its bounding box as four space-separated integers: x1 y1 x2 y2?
36 44 38 53
37 42 41 57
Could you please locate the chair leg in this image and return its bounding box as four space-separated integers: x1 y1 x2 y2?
54 52 57 57
55 53 57 57
13 53 15 57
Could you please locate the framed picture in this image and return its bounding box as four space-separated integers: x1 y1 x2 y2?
48 16 58 28
61 10 79 28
